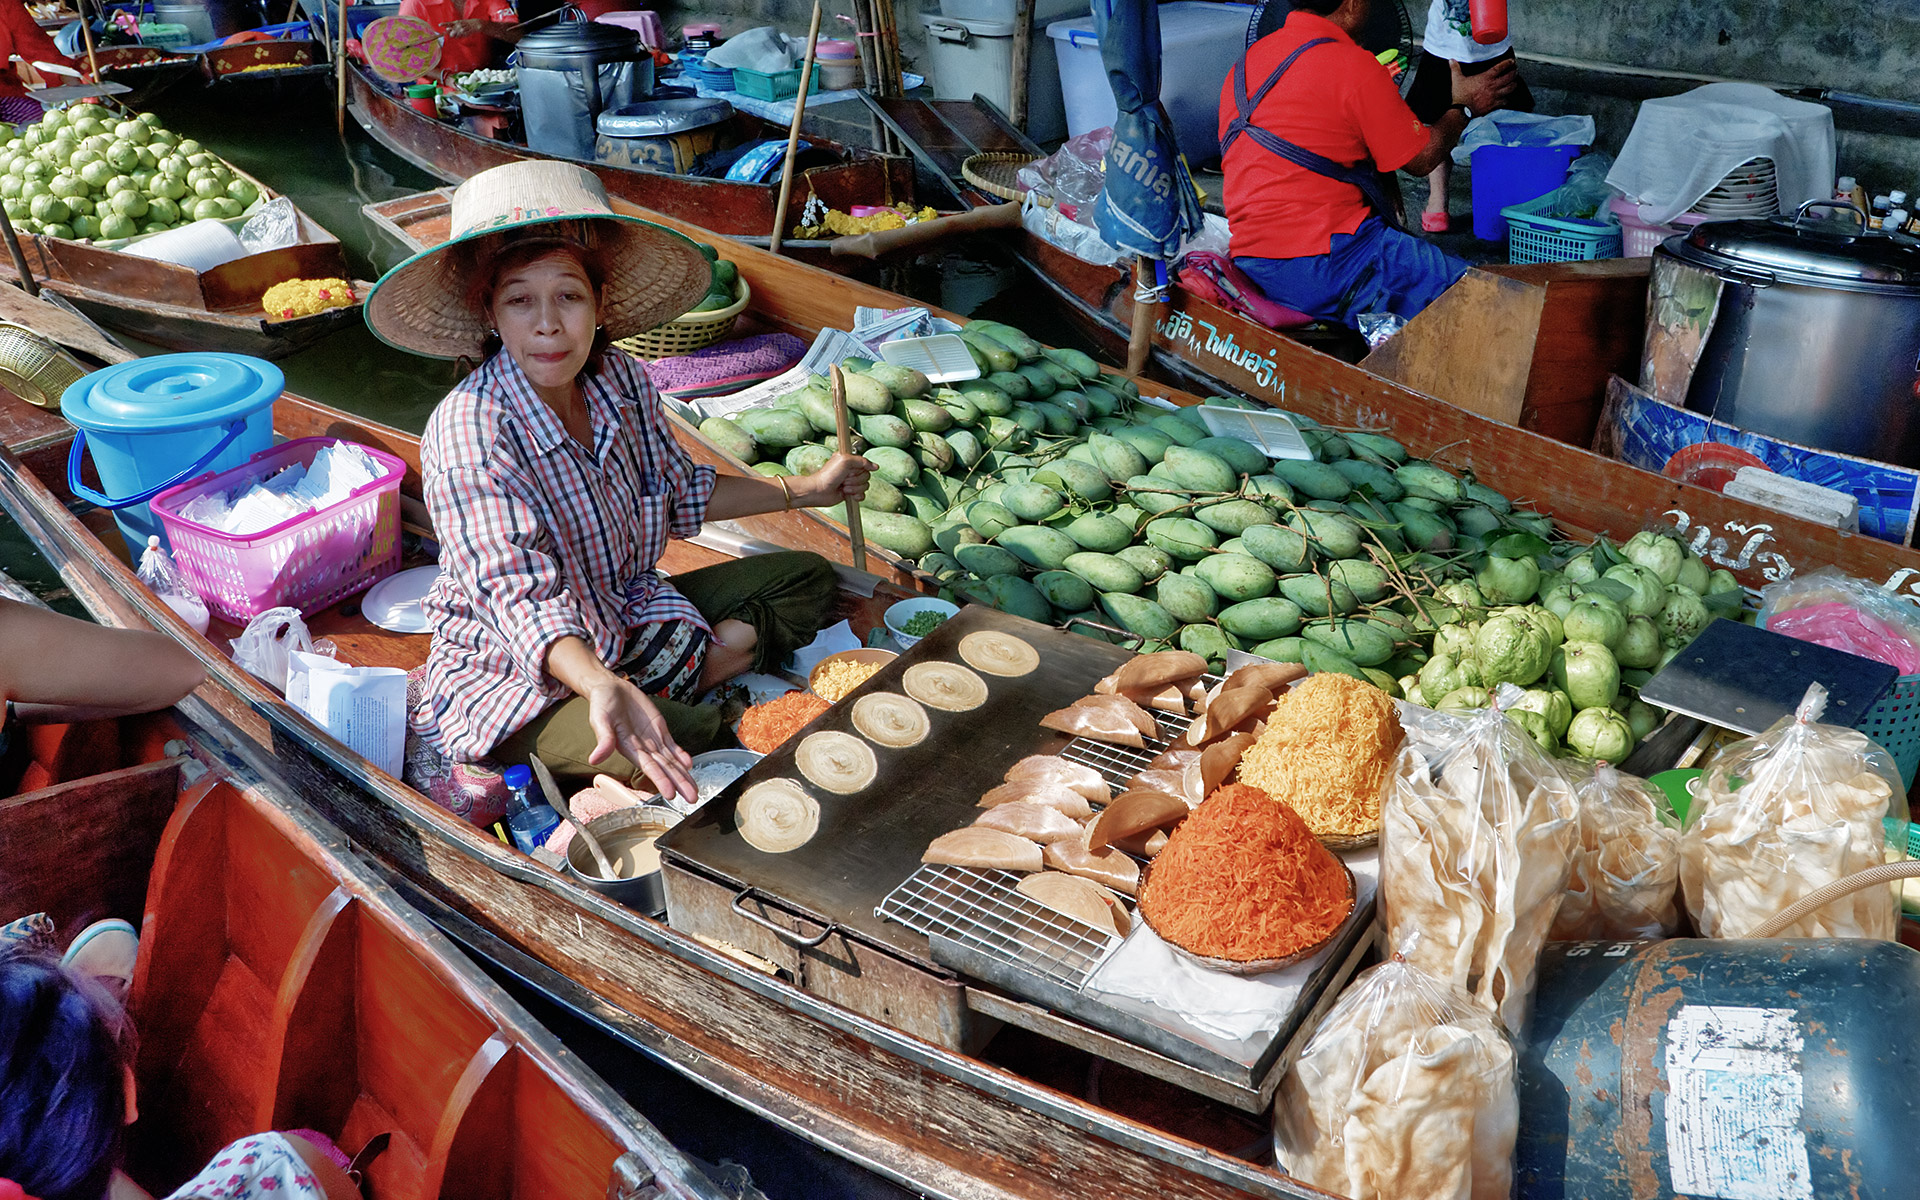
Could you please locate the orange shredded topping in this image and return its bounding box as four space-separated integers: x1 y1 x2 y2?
1139 783 1353 962
738 690 830 754
1235 673 1401 838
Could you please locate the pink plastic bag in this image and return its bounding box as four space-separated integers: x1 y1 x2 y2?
1758 569 1920 675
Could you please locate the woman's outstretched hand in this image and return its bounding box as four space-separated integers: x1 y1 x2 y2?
584 675 697 804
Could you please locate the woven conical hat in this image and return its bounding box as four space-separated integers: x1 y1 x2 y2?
364 161 711 360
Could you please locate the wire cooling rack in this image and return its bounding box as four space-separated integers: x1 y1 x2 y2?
877 864 1118 991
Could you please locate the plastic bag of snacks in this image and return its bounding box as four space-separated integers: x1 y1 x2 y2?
1381 684 1577 1033
1681 682 1908 939
1274 943 1518 1200
1550 760 1682 939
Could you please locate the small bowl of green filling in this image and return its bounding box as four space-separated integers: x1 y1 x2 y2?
885 597 959 650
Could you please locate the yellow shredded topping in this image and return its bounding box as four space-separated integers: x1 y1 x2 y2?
1234 673 1402 837
796 205 939 239
261 278 356 320
813 659 885 704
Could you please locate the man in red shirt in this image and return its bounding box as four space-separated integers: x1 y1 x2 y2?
399 0 521 75
1218 0 1513 326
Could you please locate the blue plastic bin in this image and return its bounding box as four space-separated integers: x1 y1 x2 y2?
1471 143 1580 242
61 353 282 555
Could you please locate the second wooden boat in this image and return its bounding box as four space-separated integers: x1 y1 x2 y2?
345 60 916 251
0 659 721 1199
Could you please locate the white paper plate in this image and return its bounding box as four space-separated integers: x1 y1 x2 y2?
362 564 442 634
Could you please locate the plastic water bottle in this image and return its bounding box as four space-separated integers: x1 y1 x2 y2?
503 764 561 855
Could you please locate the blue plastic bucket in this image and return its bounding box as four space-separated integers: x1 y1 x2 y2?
1471 143 1581 242
61 353 281 555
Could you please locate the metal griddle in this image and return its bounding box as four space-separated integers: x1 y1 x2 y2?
1638 617 1897 736
657 605 1135 966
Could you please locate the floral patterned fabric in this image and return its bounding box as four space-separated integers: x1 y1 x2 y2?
403 666 511 826
163 1134 325 1200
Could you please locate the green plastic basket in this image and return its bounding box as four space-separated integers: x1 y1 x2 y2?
1501 185 1622 265
1858 673 1920 789
730 66 822 102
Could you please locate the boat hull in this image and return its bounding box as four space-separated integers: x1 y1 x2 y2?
345 64 914 245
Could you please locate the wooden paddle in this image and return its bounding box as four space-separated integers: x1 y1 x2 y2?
829 364 866 572
335 0 350 133
767 0 824 256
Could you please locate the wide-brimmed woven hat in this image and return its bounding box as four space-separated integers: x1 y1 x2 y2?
364 161 711 360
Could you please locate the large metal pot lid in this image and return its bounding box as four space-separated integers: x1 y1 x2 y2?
516 19 640 58
1663 202 1920 292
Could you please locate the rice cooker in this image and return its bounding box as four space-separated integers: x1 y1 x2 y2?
1644 201 1920 468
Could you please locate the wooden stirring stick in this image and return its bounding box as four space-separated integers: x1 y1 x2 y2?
829 364 867 572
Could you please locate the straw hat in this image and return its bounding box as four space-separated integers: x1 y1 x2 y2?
364 161 712 360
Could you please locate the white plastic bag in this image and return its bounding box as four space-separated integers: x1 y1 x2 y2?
1380 684 1578 1034
704 27 793 73
136 535 209 636
1681 682 1908 939
1274 945 1518 1200
1451 111 1596 167
1551 760 1682 940
230 606 334 693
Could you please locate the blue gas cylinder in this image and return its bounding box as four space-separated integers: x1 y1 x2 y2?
1517 938 1920 1199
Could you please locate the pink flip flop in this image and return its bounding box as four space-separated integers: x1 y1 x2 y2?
62 919 139 1004
1420 212 1452 233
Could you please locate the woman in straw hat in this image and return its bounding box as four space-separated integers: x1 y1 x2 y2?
366 161 871 818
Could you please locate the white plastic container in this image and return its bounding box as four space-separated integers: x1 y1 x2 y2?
1047 1 1254 164
920 6 1084 144
939 0 1086 22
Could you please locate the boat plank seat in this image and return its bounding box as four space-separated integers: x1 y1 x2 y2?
1 714 677 1200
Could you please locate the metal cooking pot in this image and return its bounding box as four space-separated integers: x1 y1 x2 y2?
515 20 653 161
1643 201 1920 468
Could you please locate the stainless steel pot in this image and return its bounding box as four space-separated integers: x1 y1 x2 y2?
1644 201 1920 467
563 804 681 916
515 21 652 161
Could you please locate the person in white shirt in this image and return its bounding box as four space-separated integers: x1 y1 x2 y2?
1405 0 1534 232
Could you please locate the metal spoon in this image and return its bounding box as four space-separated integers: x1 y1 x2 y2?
530 757 619 879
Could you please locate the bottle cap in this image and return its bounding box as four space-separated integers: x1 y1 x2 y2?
503 764 533 789
1839 176 1857 190
1875 194 1892 208
1891 209 1910 228
1894 190 1910 206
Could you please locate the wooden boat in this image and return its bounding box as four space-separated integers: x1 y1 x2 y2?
91 44 204 104
0 647 722 1197
8 177 1920 1198
198 34 333 86
345 60 916 251
0 171 369 360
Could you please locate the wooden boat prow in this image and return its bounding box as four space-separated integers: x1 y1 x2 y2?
0 171 367 361
0 705 720 1199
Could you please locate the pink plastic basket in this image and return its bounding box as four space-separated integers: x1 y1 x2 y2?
1611 197 1709 258
150 437 406 623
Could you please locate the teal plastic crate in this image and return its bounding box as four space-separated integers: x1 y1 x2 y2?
1858 672 1920 789
731 65 822 101
1501 185 1622 265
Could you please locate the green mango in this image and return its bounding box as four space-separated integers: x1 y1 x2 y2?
997 524 1079 570
1195 553 1278 602
1196 498 1277 537
1033 569 1097 611
1279 573 1359 617
1144 517 1217 561
1154 572 1219 623
1242 523 1315 573
1100 592 1179 641
1062 512 1134 553
1115 544 1172 585
1064 551 1145 595
698 416 756 463
1218 596 1304 641
856 511 933 559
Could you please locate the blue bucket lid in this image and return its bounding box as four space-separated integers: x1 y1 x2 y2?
61 353 283 433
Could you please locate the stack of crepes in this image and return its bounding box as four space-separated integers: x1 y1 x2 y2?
1682 682 1908 940
1234 673 1402 841
1275 950 1517 1200
1550 760 1682 940
1380 686 1578 1034
1137 783 1352 963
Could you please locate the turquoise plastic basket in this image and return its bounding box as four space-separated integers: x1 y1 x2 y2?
731 66 822 101
1857 673 1920 790
1501 185 1622 265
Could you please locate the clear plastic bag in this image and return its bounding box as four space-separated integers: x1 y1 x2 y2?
136 535 209 636
1381 684 1578 1034
1274 944 1518 1200
1757 567 1920 675
230 606 334 693
237 197 301 255
1016 127 1112 210
1550 760 1682 940
1681 682 1909 939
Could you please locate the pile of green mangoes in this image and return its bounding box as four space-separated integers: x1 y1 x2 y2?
695 319 1743 762
685 242 741 313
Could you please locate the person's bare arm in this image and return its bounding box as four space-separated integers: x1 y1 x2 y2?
544 635 697 804
1401 59 1518 178
0 599 204 724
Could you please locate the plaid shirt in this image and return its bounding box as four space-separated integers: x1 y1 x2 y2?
412 350 718 762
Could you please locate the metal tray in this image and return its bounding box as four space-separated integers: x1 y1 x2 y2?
657 605 1137 965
